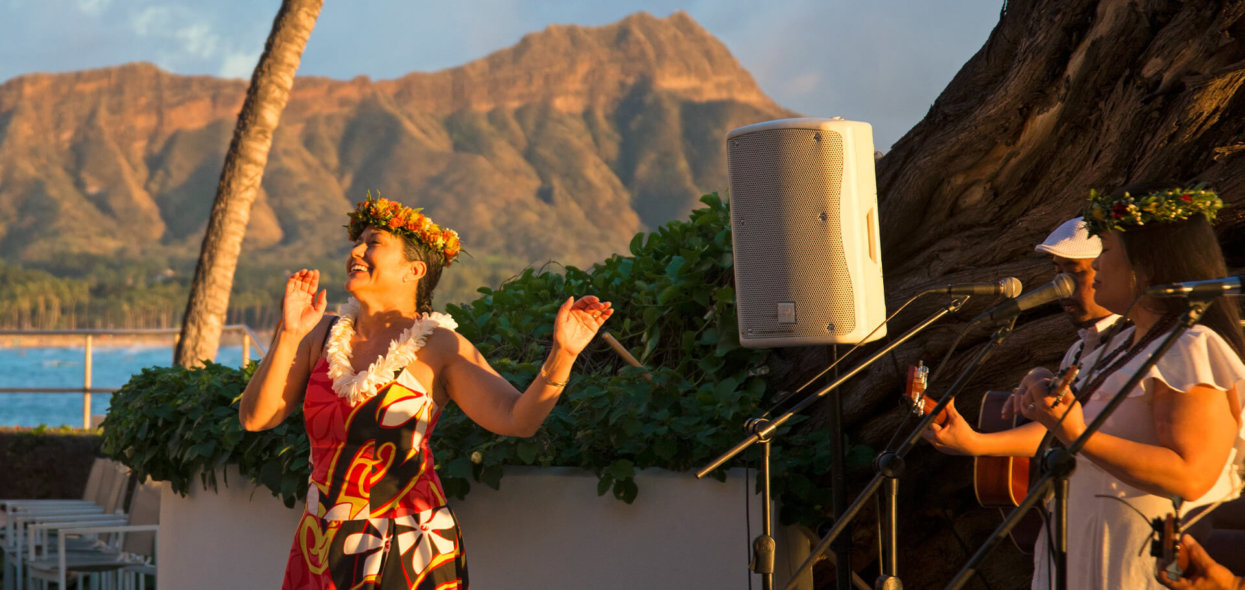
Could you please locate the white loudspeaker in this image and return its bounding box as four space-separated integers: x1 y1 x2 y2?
727 118 886 348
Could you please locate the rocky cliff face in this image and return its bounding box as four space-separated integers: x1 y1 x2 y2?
796 2 1245 587
0 11 793 269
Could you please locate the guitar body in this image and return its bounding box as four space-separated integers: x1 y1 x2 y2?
973 390 1043 553
973 391 1032 506
903 364 1069 553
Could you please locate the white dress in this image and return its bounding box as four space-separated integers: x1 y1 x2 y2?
1031 324 1245 590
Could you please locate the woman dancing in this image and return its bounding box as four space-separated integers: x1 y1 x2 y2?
925 185 1245 589
240 195 613 589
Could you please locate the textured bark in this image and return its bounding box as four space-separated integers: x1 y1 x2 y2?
795 1 1245 587
175 0 323 367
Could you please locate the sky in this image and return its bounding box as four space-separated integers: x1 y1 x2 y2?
1 0 1005 151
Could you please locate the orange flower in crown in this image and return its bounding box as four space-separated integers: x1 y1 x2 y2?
346 192 462 266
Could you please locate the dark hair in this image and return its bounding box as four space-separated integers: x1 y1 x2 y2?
1116 207 1245 359
399 233 445 316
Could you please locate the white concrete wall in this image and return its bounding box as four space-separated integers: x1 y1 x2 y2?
157 469 303 589
158 466 813 590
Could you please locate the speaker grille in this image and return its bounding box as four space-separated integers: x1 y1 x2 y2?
728 128 856 342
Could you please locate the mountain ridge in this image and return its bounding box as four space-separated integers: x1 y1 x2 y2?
0 11 794 274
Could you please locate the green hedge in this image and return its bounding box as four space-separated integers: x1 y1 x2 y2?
100 194 865 527
100 362 310 504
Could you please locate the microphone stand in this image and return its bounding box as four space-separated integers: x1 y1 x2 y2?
696 296 970 590
944 298 1213 590
782 317 1018 590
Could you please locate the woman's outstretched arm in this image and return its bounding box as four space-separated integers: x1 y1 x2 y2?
440 296 613 437
239 269 329 431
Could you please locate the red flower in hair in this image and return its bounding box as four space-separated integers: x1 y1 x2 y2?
1112 203 1128 219
1181 194 1193 202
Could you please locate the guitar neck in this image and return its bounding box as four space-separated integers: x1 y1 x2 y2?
912 393 950 425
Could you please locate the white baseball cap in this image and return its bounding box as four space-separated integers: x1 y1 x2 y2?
1034 217 1101 259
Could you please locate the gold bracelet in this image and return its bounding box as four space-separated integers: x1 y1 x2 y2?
539 365 569 388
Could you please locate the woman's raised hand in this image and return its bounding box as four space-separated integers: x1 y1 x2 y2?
282 269 328 338
552 296 614 356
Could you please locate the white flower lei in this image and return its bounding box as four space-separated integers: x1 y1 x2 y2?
324 298 458 406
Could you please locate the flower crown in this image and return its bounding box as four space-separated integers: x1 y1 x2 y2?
346 193 462 266
1082 185 1223 236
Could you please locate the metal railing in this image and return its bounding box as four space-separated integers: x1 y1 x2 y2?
0 325 268 429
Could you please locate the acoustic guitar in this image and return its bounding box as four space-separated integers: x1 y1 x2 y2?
973 365 1078 553
904 363 1076 553
973 390 1034 507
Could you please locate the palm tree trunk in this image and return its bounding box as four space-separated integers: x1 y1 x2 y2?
175 0 323 367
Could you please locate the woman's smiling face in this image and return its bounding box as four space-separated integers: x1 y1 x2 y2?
345 227 414 298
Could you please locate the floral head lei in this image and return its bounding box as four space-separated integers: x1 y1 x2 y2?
1082 184 1224 236
346 193 462 266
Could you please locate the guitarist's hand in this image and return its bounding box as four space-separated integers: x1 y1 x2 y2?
1157 534 1244 590
1019 373 1086 445
1006 367 1055 420
922 402 981 456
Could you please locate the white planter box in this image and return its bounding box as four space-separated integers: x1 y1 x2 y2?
158 466 812 589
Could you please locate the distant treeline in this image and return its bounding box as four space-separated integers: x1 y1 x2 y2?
0 257 278 330
0 253 536 331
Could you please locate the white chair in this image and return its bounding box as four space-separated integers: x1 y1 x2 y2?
2 461 131 590
0 457 107 514
2 459 129 540
28 523 157 590
23 479 160 590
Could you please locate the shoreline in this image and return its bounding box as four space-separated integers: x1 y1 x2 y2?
0 331 273 350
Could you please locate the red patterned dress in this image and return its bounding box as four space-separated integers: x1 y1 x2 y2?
281 312 467 590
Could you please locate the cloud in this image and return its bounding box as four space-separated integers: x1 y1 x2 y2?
218 51 259 79
127 4 238 72
130 6 172 37
75 0 110 16
175 23 219 59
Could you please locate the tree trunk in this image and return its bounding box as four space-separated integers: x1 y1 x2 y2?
796 1 1245 587
174 0 323 368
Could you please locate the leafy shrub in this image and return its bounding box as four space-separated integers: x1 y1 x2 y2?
100 362 310 507
100 193 852 526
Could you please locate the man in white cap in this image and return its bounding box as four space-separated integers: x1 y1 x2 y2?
1033 216 1118 370
925 217 1121 446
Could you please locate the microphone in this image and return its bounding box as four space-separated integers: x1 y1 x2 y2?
927 277 1023 297
1146 275 1243 298
971 273 1075 325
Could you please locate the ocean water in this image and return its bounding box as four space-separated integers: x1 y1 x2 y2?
0 345 248 428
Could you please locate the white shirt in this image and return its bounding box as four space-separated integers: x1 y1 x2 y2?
1058 314 1122 371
